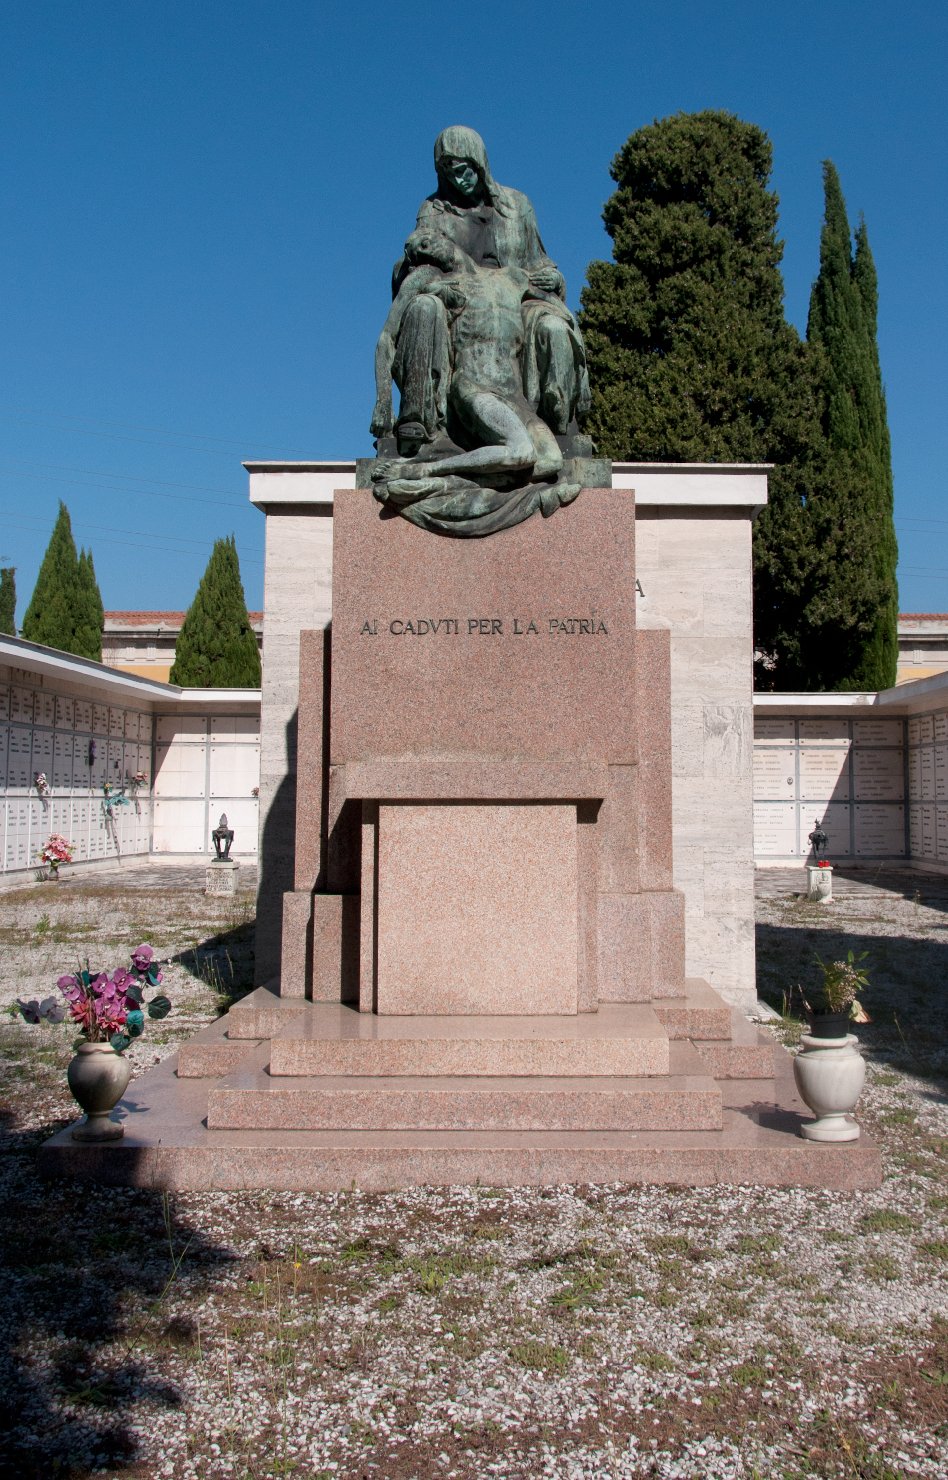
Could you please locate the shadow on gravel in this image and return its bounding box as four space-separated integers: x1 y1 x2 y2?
831 865 948 917
0 1111 235 1478
174 920 256 1010
756 918 948 1090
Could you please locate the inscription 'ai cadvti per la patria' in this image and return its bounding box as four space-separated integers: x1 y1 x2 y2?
359 616 611 636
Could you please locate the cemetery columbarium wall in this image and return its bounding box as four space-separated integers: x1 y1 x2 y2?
0 636 260 877
753 674 948 870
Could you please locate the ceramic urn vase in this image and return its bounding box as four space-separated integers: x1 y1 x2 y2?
793 1031 865 1142
67 1042 131 1142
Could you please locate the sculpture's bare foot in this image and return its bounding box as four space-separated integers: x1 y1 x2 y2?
386 477 447 503
374 459 430 482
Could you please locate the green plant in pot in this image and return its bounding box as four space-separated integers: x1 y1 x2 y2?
804 951 870 1039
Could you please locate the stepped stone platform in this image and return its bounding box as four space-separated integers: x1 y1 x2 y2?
40 983 881 1191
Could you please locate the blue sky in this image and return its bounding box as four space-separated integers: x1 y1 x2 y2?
3 1 946 619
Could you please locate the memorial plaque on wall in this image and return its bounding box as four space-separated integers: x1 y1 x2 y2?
125 711 141 741
0 687 9 721
852 718 902 746
934 745 948 801
7 725 31 787
36 692 55 727
753 748 796 799
919 715 935 744
93 703 108 734
937 806 948 860
55 695 74 729
799 747 850 800
31 730 54 769
908 718 921 745
52 734 69 788
920 804 937 858
909 806 922 855
920 748 936 796
935 713 948 743
75 700 93 732
854 804 905 855
799 718 851 745
109 708 124 738
754 803 798 855
755 717 796 745
853 748 904 800
797 802 852 857
908 750 921 800
10 687 34 723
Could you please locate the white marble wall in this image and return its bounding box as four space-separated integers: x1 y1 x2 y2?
633 507 757 1010
254 497 334 980
152 712 260 856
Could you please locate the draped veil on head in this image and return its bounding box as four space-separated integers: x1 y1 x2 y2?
433 126 506 213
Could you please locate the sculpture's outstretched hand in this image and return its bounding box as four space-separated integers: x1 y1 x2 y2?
370 397 393 438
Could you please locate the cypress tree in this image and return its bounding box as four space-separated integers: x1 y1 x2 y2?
22 502 82 653
74 548 104 661
805 165 898 689
170 535 261 687
0 567 15 636
579 111 826 688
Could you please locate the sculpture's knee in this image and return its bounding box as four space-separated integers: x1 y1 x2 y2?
536 315 571 356
503 426 536 472
404 293 446 330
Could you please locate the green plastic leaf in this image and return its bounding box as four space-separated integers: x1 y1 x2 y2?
147 996 172 1020
109 1032 130 1052
81 969 92 987
125 983 143 1005
126 1009 145 1037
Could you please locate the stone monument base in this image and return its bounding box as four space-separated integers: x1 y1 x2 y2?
205 861 239 896
38 980 881 1190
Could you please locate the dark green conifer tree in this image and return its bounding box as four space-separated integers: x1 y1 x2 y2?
0 567 15 636
74 548 104 661
170 536 261 687
579 111 827 688
806 162 898 689
22 502 82 653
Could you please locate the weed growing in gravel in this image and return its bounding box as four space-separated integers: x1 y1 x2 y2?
509 1339 570 1374
859 1210 915 1232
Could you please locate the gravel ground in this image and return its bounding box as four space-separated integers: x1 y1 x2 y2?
0 861 946 1480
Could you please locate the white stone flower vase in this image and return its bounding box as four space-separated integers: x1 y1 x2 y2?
793 1032 865 1142
67 1042 131 1142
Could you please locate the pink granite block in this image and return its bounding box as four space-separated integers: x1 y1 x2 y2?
373 802 579 1016
280 890 313 998
267 1002 669 1078
176 1017 262 1079
634 629 674 889
207 1066 723 1133
576 802 599 1012
329 489 638 767
294 628 329 890
597 890 686 1002
312 893 360 1003
359 802 378 1013
652 980 733 1040
225 986 308 1040
339 758 608 801
694 1013 777 1079
596 764 641 896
